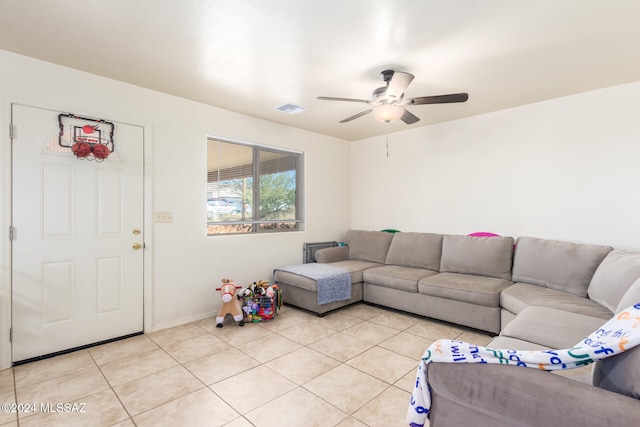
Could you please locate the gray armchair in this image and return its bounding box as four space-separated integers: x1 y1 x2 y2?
426 361 640 426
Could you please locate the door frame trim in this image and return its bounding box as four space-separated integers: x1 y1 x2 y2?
0 100 154 369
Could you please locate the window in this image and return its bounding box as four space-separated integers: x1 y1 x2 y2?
207 137 303 235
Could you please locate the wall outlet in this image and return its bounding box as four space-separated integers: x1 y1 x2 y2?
154 211 173 223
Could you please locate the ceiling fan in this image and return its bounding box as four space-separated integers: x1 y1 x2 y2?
317 70 468 124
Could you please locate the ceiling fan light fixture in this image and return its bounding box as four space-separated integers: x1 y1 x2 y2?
372 103 404 123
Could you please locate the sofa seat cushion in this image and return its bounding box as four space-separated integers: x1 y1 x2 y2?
324 260 382 284
487 335 549 351
363 265 438 293
500 306 608 349
512 236 612 297
501 283 613 320
418 272 512 307
384 232 443 271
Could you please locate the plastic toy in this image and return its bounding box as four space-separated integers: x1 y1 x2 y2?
216 278 244 328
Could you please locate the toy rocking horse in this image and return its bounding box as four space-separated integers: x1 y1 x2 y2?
216 278 245 328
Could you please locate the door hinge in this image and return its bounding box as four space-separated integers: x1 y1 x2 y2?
9 226 15 241
9 124 16 139
9 328 12 343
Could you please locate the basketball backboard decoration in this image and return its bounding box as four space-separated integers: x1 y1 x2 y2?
58 113 115 161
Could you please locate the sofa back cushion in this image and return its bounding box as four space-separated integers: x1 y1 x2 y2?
345 230 394 264
588 250 640 313
439 234 514 280
616 277 640 314
385 232 443 270
512 237 612 297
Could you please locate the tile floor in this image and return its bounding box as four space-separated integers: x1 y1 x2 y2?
0 303 493 427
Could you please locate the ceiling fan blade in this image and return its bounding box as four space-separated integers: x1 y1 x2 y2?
385 71 414 100
317 96 370 103
339 109 372 123
409 93 469 105
400 109 420 125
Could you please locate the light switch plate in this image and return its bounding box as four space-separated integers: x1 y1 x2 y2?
154 211 173 223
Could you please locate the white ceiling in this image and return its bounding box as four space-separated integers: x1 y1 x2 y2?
1 0 639 141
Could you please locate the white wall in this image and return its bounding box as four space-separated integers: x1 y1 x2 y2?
351 81 640 251
0 50 351 369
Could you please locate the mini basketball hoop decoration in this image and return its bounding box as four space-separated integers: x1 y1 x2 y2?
58 113 115 161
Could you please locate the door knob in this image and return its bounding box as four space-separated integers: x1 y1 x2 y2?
132 243 143 250
132 228 141 235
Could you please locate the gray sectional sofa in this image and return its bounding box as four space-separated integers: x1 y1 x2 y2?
273 229 640 422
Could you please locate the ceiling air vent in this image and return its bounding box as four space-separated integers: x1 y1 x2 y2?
275 103 305 115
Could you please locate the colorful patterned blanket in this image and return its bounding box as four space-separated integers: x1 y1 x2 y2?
407 303 640 427
275 263 351 305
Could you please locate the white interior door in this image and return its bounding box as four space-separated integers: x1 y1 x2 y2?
11 104 144 363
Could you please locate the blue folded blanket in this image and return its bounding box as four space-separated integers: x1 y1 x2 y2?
275 263 351 305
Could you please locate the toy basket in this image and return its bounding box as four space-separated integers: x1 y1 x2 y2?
241 287 283 322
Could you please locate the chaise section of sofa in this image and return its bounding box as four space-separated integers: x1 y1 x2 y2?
274 229 394 314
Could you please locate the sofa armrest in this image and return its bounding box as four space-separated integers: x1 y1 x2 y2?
427 363 640 426
314 246 349 263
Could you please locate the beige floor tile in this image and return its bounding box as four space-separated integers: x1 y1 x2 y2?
162 334 231 364
0 390 17 425
404 319 463 341
394 369 419 393
307 310 364 331
209 365 297 414
308 332 374 362
16 366 110 417
222 416 255 426
368 310 420 331
277 322 337 345
110 420 135 427
99 348 177 386
7 303 471 427
378 331 435 360
341 304 388 320
257 310 310 332
133 388 239 427
346 347 417 384
245 387 347 427
0 368 14 395
352 386 411 427
113 365 203 416
304 364 388 414
266 347 341 385
335 417 367 427
216 323 273 346
341 321 399 345
183 348 260 385
194 316 220 333
234 333 302 363
13 351 96 388
18 389 129 427
147 323 208 347
88 335 158 365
